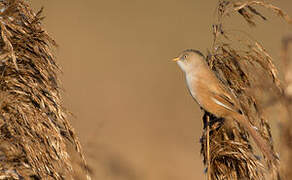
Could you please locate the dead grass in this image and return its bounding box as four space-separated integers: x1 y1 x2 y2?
0 0 90 179
200 0 291 179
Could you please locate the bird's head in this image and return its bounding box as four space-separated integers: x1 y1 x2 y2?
172 49 205 73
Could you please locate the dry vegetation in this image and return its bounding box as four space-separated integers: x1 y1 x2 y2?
200 0 292 179
0 0 291 179
0 0 89 179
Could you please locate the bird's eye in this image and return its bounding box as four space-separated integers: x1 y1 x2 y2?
183 55 188 60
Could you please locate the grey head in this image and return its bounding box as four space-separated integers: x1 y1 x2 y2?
173 49 205 73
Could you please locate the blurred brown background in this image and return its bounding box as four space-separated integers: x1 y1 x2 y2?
30 1 292 179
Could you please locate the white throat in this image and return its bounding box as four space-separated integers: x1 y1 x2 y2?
177 60 198 75
177 61 190 73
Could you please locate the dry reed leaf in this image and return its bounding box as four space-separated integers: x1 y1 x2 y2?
0 0 90 179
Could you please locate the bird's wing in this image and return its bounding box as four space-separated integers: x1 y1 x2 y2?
210 91 242 114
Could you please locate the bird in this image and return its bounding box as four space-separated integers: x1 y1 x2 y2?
173 49 276 163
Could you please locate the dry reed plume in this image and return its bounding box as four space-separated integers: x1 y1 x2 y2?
200 0 291 179
0 0 90 179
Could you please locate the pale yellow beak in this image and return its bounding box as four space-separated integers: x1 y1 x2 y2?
172 57 180 62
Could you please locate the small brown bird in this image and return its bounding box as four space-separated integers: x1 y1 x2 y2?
173 49 276 162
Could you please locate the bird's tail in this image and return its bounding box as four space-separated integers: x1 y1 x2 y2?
234 114 278 164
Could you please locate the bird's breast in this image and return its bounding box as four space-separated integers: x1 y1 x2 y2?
185 72 222 112
185 74 200 104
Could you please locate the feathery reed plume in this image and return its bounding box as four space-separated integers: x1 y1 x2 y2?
0 0 90 179
200 0 291 179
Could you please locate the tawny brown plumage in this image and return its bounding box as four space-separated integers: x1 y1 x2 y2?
173 49 276 162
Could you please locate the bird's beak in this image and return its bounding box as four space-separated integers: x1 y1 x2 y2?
172 57 180 62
